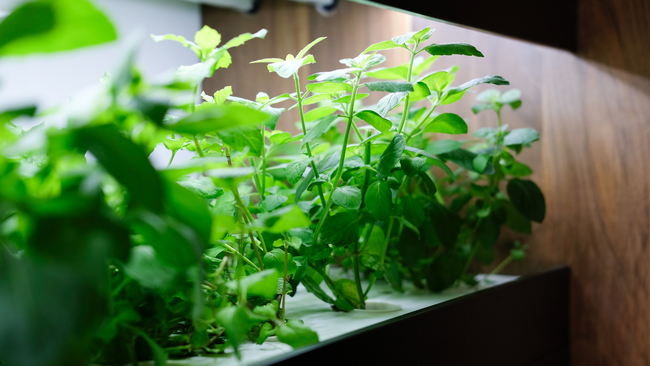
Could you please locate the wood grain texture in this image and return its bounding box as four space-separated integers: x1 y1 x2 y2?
202 0 409 132
203 0 650 364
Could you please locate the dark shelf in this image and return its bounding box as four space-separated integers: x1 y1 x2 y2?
259 266 570 366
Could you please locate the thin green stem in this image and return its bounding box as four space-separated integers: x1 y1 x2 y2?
360 130 372 209
488 254 513 277
379 217 395 266
490 108 504 189
397 47 417 134
405 100 438 143
193 136 205 158
310 264 345 300
293 73 327 206
233 188 267 254
459 218 484 280
167 150 177 167
312 73 361 243
281 243 289 321
352 239 365 309
221 242 261 272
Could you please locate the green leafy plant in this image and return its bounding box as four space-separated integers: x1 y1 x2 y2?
0 2 546 364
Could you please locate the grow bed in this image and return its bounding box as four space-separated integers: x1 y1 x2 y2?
156 265 569 366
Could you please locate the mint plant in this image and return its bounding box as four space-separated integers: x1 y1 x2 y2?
0 1 546 364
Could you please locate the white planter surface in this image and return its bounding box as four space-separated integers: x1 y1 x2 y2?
158 274 517 366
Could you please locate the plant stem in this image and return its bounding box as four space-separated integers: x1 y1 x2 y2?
221 242 261 272
260 126 267 199
312 73 361 243
310 264 348 304
487 254 513 277
352 239 365 309
248 229 265 270
459 218 484 280
379 217 395 266
193 136 205 157
281 243 289 321
397 47 417 134
167 149 177 167
490 108 504 188
405 100 438 143
293 73 327 206
360 130 372 209
233 188 268 255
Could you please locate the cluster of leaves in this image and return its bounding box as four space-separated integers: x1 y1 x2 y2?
0 1 546 365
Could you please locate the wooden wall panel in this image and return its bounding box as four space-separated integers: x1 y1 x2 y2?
203 1 650 364
203 0 409 132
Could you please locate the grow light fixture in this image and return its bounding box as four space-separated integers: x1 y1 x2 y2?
183 0 339 15
348 0 577 51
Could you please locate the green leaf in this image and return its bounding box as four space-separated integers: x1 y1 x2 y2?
303 106 338 122
364 181 392 222
364 66 409 80
264 205 311 233
374 92 407 117
265 195 288 211
276 320 319 348
426 139 463 155
217 126 264 156
502 161 533 177
267 56 314 78
302 275 335 304
392 31 418 45
446 75 510 97
476 213 502 248
195 25 221 53
499 199 532 234
439 148 494 175
167 104 269 134
356 110 392 133
413 55 439 75
503 128 539 145
263 249 297 275
376 134 406 178
500 89 522 105
124 246 176 289
409 82 431 102
164 181 212 246
75 124 163 212
302 93 333 105
320 211 360 247
286 160 310 185
400 156 426 176
404 146 455 179
363 39 400 54
0 0 117 57
302 115 337 146
216 306 255 358
297 36 326 59
177 177 223 199
423 113 468 135
418 171 437 195
332 186 362 210
472 102 499 114
229 269 280 298
223 28 267 49
364 81 414 93
428 201 461 249
423 43 484 57
334 94 369 104
307 82 353 94
214 86 233 105
507 179 546 223
421 71 454 94
412 27 435 42
472 154 491 173
335 278 362 305
426 253 463 292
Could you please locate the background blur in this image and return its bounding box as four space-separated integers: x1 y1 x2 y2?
2 0 649 364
